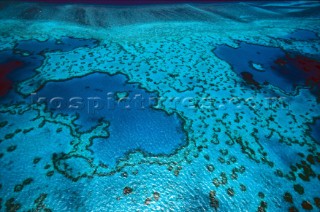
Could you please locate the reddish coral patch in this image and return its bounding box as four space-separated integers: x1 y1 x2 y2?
301 201 313 210
275 58 287 66
240 71 261 89
0 60 24 97
314 197 320 208
288 206 298 212
274 54 320 89
306 155 315 165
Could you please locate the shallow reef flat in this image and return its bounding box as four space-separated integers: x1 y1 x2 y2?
0 1 320 211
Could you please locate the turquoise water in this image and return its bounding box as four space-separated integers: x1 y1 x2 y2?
0 1 320 211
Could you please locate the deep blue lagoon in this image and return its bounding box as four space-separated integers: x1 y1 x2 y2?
0 0 320 211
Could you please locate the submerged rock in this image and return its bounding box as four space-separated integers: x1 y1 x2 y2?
5 198 21 211
153 192 160 201
14 184 23 192
206 164 215 172
240 184 247 192
227 188 235 197
293 184 304 195
283 192 293 203
301 201 313 210
314 197 320 208
123 187 133 195
209 191 219 209
145 198 152 205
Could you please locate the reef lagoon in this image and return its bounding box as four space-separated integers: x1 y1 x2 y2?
0 1 320 211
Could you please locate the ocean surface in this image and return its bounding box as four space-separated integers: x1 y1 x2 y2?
0 1 320 211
